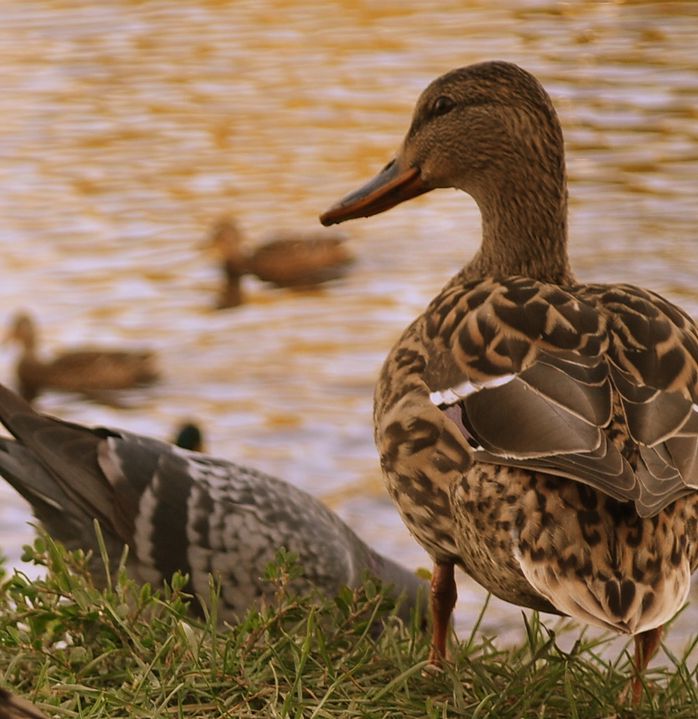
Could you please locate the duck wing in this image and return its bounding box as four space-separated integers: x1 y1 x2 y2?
425 276 698 517
45 349 160 389
250 235 353 285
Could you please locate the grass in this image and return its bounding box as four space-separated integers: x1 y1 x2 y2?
0 532 697 718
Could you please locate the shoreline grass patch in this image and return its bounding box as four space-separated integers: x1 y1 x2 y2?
0 534 696 717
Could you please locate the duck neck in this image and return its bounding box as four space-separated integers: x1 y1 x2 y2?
18 329 37 357
219 263 244 308
465 170 574 285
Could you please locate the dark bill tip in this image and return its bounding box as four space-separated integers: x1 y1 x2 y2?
319 162 429 226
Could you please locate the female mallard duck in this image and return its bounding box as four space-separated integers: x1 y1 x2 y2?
320 61 698 701
207 218 354 308
5 311 160 402
0 383 426 624
0 689 47 719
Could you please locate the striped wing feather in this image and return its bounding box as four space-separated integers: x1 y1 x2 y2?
0 388 133 538
426 277 698 516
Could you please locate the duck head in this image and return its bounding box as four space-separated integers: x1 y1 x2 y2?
320 61 571 282
4 312 37 353
206 218 245 259
320 61 565 223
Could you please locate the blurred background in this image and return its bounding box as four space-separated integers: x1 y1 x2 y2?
0 0 697 645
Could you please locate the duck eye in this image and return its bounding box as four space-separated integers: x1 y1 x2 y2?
431 95 455 117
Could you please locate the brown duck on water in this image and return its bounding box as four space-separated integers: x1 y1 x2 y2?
206 218 354 308
321 61 698 702
5 311 160 402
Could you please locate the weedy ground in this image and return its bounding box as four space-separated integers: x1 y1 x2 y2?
0 533 696 718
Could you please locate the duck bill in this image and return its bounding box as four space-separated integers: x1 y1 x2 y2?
319 160 429 226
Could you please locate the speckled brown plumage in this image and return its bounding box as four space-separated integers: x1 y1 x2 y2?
320 60 698 699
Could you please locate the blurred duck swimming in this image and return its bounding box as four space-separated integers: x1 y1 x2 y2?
4 311 160 402
206 218 354 308
0 384 426 624
321 61 698 701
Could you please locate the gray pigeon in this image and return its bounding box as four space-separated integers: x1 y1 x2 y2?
0 384 426 624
